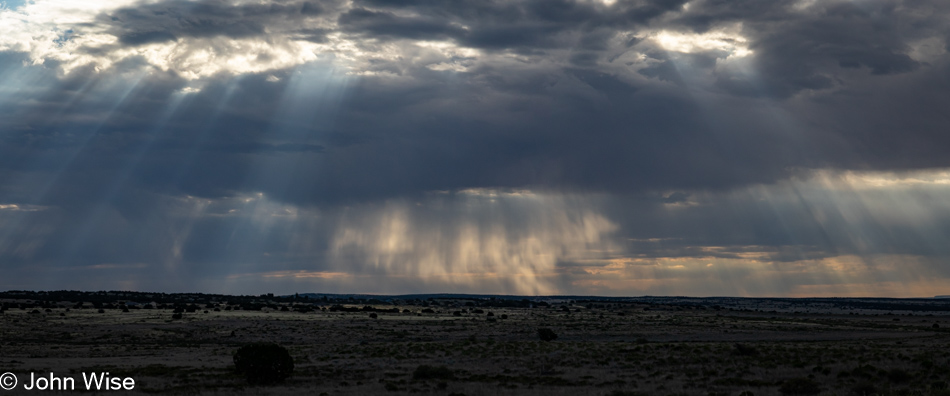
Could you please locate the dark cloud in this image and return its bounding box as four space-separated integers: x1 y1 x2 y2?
338 8 467 40
337 0 689 53
688 0 933 97
101 0 339 46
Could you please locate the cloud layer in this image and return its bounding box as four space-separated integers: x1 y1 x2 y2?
1 0 950 296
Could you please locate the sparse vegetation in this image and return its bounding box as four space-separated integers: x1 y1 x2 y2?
0 291 948 395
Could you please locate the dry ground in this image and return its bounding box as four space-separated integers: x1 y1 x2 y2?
1 299 949 395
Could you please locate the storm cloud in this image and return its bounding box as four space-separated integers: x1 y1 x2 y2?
1 0 950 296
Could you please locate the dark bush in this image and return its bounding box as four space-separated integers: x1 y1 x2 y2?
933 323 940 329
233 343 295 385
537 328 558 342
412 365 454 381
850 382 877 396
607 391 649 396
171 313 183 320
733 343 759 356
369 313 378 319
779 378 821 395
887 368 911 383
501 314 508 319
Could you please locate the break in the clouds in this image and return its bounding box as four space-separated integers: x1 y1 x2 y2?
1 0 950 296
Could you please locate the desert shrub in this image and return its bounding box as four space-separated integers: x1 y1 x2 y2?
171 313 183 320
501 314 508 319
733 343 759 356
607 391 648 396
887 368 911 383
453 311 462 316
233 343 295 385
537 328 558 342
933 381 949 390
850 382 877 396
934 323 940 329
778 378 820 395
369 313 378 319
412 365 454 381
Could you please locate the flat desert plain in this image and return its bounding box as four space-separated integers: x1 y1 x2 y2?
1 294 949 395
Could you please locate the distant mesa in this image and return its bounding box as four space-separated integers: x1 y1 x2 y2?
936 295 950 299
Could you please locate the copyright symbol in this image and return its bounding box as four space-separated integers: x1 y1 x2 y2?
0 373 16 390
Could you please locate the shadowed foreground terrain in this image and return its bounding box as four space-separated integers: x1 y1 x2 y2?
1 291 949 395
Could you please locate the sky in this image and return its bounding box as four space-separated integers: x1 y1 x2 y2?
1 0 949 297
